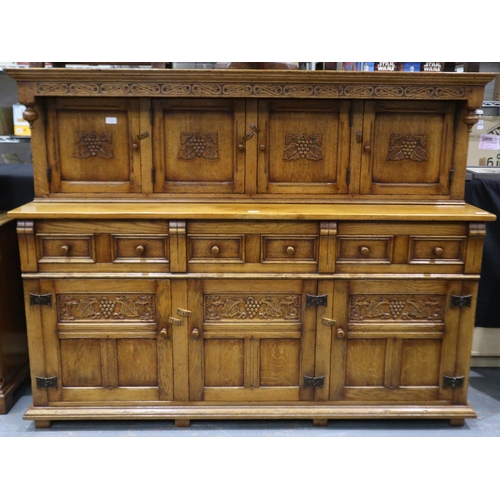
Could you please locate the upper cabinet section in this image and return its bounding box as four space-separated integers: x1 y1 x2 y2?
5 68 497 203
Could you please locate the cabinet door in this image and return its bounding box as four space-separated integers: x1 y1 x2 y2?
33 279 173 403
359 101 457 198
46 98 142 194
257 100 350 196
152 99 246 195
186 279 317 402
329 280 463 403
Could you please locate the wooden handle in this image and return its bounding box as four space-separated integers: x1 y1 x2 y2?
286 246 295 256
337 328 345 339
132 143 139 150
191 328 200 339
363 145 371 153
260 144 266 151
434 247 444 257
60 244 70 255
135 245 145 255
159 327 168 339
211 245 220 255
238 143 245 152
360 246 370 256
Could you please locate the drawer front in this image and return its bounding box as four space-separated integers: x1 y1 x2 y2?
409 237 465 263
187 221 319 273
112 235 169 262
337 237 392 263
34 220 170 272
37 234 95 262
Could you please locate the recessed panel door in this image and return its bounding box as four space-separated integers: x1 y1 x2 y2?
187 279 318 402
257 99 350 196
359 101 457 199
153 98 246 195
46 97 142 194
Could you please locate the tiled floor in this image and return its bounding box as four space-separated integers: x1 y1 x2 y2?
1 367 499 437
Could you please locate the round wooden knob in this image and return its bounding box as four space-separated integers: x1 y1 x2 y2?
286 246 295 256
337 328 345 339
135 245 145 255
211 245 220 255
260 144 266 151
363 145 371 153
238 143 245 152
434 247 444 257
132 143 139 150
60 244 70 255
360 246 370 256
159 327 168 339
191 328 200 339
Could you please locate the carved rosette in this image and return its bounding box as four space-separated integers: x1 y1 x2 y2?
204 294 300 322
179 132 219 160
350 295 445 322
386 134 428 162
283 133 324 161
58 294 155 321
73 131 114 159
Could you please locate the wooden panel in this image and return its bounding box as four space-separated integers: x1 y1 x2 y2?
337 236 392 263
262 237 317 262
116 339 158 386
188 236 243 262
204 339 244 387
37 234 94 261
259 339 300 386
60 339 103 387
112 235 169 262
400 339 441 386
345 339 387 387
360 101 456 198
153 98 245 194
46 97 141 194
257 99 350 195
409 237 465 263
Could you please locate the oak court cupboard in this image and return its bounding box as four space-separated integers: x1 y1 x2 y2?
6 67 497 428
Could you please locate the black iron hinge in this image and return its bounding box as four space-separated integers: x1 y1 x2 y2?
36 376 58 389
443 375 465 388
30 293 52 306
306 294 328 307
304 375 325 388
450 295 472 308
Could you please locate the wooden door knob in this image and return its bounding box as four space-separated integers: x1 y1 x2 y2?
260 144 266 151
238 143 245 152
191 328 200 339
337 328 345 339
286 246 295 256
360 246 370 256
159 327 169 339
363 145 371 153
211 245 220 255
132 143 139 150
434 247 444 257
60 244 70 255
135 245 145 255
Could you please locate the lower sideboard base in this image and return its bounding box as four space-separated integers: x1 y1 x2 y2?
23 403 477 428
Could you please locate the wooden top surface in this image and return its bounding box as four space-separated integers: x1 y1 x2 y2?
8 202 496 221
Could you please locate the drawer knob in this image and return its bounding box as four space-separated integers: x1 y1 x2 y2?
211 245 220 255
337 328 345 339
159 327 169 339
135 245 145 255
60 244 70 255
132 143 139 150
360 246 370 256
363 145 371 153
238 143 245 152
191 328 200 339
260 144 266 151
434 247 444 257
286 246 296 256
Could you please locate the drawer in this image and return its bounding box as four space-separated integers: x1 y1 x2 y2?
187 220 320 272
36 234 95 262
112 235 169 263
337 237 392 263
408 237 465 263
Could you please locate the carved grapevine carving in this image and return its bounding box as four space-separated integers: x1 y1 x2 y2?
350 295 445 322
205 294 300 321
58 294 155 321
73 131 114 159
386 133 428 162
179 132 219 160
283 133 324 161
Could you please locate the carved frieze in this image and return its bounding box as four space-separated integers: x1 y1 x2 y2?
205 294 300 321
386 134 428 162
73 131 114 159
58 294 155 321
36 82 467 100
283 133 324 161
178 132 219 160
350 295 445 322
